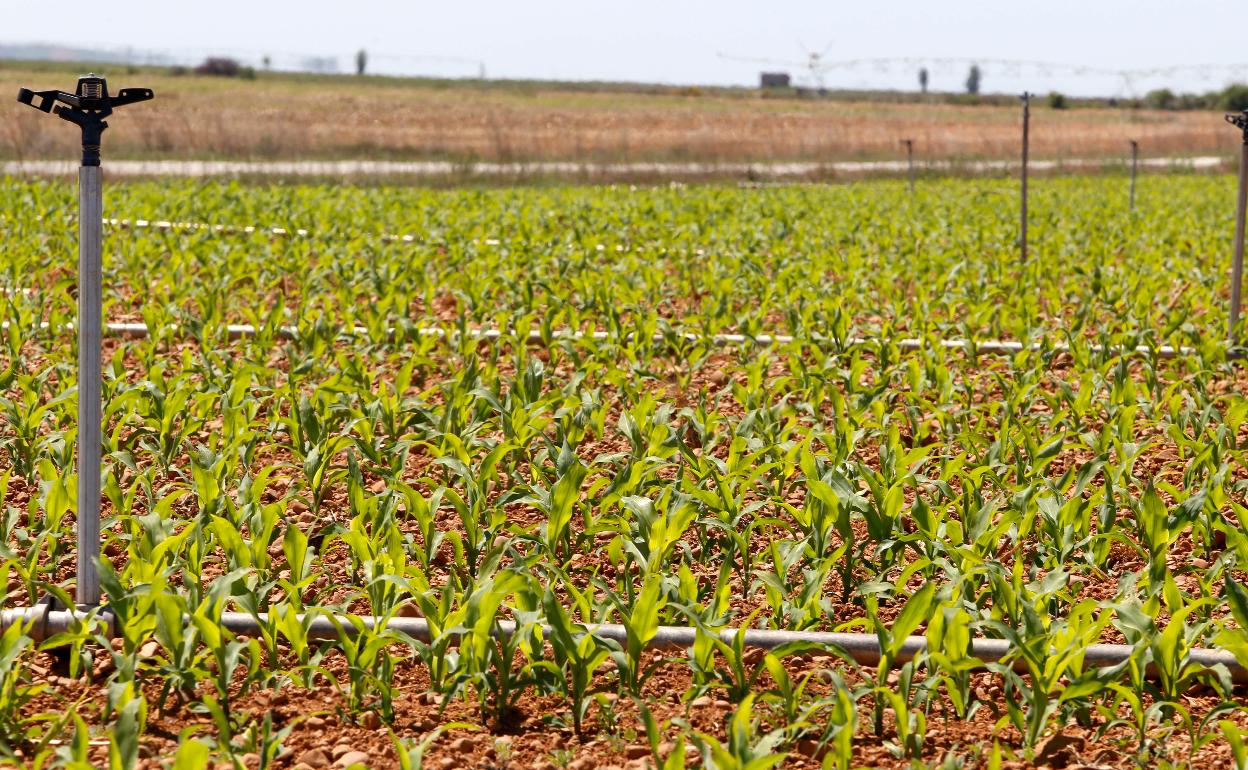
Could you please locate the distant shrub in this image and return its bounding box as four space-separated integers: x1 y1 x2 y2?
1180 92 1214 110
1145 88 1176 110
195 57 248 78
1047 92 1068 110
1219 84 1248 113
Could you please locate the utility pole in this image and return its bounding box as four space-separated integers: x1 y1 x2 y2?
1227 111 1248 340
1020 92 1031 265
16 75 154 608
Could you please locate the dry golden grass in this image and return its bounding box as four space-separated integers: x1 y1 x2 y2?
0 65 1236 165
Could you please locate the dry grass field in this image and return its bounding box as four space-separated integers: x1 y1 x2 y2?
0 63 1237 166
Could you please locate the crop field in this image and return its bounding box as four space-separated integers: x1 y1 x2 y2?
4 174 1248 769
0 63 1237 170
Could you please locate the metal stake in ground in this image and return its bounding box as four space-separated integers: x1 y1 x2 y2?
901 138 915 194
1129 140 1139 212
1020 92 1031 265
16 75 154 608
1227 110 1248 341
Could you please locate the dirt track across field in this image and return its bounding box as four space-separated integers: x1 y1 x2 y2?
1 155 1228 181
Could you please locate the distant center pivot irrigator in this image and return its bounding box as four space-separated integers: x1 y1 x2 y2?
16 74 154 608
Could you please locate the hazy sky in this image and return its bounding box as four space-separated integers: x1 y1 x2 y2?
5 0 1247 96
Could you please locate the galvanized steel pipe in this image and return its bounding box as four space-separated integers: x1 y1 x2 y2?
77 165 103 609
1020 92 1031 266
2 608 1243 683
1232 134 1248 338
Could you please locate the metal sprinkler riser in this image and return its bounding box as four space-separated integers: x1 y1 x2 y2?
16 74 154 608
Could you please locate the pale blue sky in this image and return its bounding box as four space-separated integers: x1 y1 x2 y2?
5 0 1245 97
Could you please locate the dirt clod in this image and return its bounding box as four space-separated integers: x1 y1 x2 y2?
296 749 330 768
1036 732 1085 767
335 751 370 769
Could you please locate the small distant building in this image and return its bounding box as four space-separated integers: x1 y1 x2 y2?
760 72 791 89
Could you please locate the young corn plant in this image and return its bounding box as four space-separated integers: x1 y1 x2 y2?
691 694 789 770
0 621 45 761
865 582 936 736
277 386 352 515
542 585 616 736
521 443 589 563
608 572 668 695
987 599 1111 749
323 612 411 724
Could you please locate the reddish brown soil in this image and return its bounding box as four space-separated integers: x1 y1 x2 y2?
4 335 1248 768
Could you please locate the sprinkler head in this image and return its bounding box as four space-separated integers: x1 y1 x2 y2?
16 73 154 165
76 74 108 108
1227 110 1248 144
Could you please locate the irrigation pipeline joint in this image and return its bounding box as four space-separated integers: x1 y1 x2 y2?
1227 110 1248 145
16 74 154 165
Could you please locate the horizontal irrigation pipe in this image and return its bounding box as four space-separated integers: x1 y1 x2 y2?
100 217 421 244
96 217 608 250
1 607 1244 684
0 319 1220 360
0 216 598 249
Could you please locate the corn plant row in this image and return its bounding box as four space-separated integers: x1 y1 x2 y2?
4 313 1247 765
0 317 1218 361
4 175 1248 767
6 606 1246 684
2 176 1242 347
